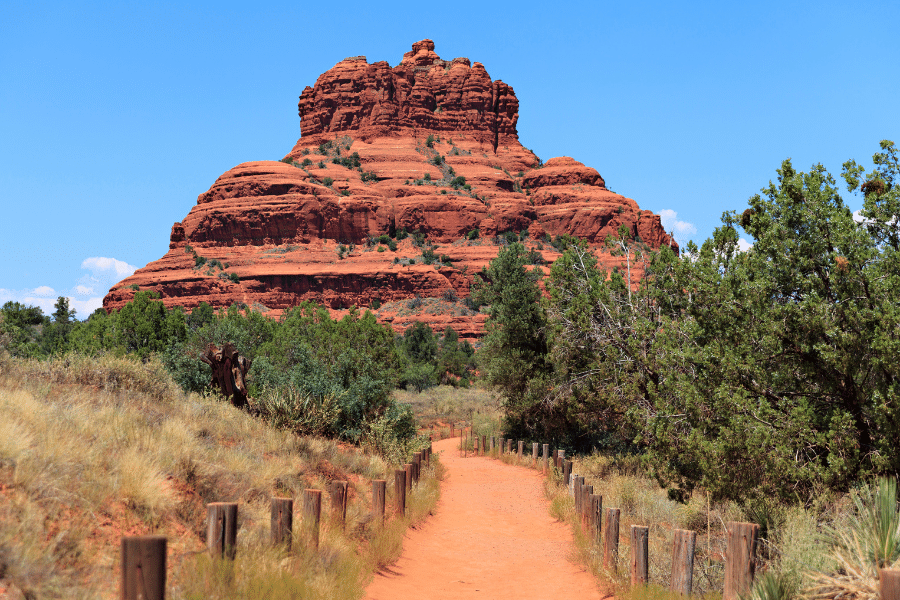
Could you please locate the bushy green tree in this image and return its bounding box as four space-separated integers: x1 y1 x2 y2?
397 321 439 391
68 308 115 354
0 301 47 357
539 141 900 502
41 296 78 354
252 303 402 440
401 321 438 364
113 291 187 359
436 326 475 384
473 242 549 437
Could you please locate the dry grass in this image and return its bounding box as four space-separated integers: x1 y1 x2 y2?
536 452 872 600
0 353 441 599
805 478 900 600
393 385 501 431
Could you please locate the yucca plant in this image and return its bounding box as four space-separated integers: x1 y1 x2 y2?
254 386 341 438
807 477 900 600
745 571 799 600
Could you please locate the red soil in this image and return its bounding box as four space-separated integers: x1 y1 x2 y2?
365 437 608 599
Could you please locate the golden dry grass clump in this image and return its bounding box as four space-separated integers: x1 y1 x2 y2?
0 352 442 599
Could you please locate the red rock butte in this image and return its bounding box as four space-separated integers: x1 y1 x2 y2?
104 40 676 339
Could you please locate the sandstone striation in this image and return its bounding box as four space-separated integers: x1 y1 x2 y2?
104 40 676 338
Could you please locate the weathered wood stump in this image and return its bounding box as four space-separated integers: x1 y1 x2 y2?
199 342 252 408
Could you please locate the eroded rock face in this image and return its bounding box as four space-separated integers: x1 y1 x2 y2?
103 41 677 338
297 38 518 153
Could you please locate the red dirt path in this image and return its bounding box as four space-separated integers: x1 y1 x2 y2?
364 437 609 599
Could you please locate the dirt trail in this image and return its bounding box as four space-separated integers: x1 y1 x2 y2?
365 437 607 599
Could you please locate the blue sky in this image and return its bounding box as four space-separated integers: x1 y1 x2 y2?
2 1 897 318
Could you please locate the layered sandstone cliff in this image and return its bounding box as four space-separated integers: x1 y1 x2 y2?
104 40 676 338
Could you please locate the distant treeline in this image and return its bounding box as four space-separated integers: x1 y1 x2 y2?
0 292 475 443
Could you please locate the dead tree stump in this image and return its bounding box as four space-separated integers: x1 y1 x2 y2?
199 343 252 408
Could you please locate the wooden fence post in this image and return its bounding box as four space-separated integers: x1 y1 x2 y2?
591 494 603 543
582 485 593 528
394 469 406 515
631 525 649 585
329 481 348 527
302 490 322 550
671 529 696 595
121 535 166 600
558 449 565 469
271 497 293 550
507 439 513 453
482 435 487 456
604 508 620 572
573 476 584 514
542 443 549 472
563 460 573 486
207 502 238 559
413 453 422 485
532 442 538 464
724 521 759 600
880 569 900 600
517 440 524 459
404 463 413 492
372 480 386 526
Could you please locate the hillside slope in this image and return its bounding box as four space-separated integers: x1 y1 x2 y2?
0 354 437 599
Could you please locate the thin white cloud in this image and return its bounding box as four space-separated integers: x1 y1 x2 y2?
658 209 698 237
81 257 136 278
69 296 105 316
0 290 57 315
2 256 135 320
737 238 753 252
31 285 56 297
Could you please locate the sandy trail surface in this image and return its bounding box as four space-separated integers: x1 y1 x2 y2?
364 437 607 599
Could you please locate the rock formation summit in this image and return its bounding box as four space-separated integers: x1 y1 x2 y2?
104 40 676 338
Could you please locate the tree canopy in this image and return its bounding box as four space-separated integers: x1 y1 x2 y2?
478 141 900 503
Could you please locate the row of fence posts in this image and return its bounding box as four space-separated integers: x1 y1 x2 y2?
120 443 433 599
469 434 900 600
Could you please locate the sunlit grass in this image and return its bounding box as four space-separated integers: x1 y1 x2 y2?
0 353 443 598
393 385 501 430
529 450 866 600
